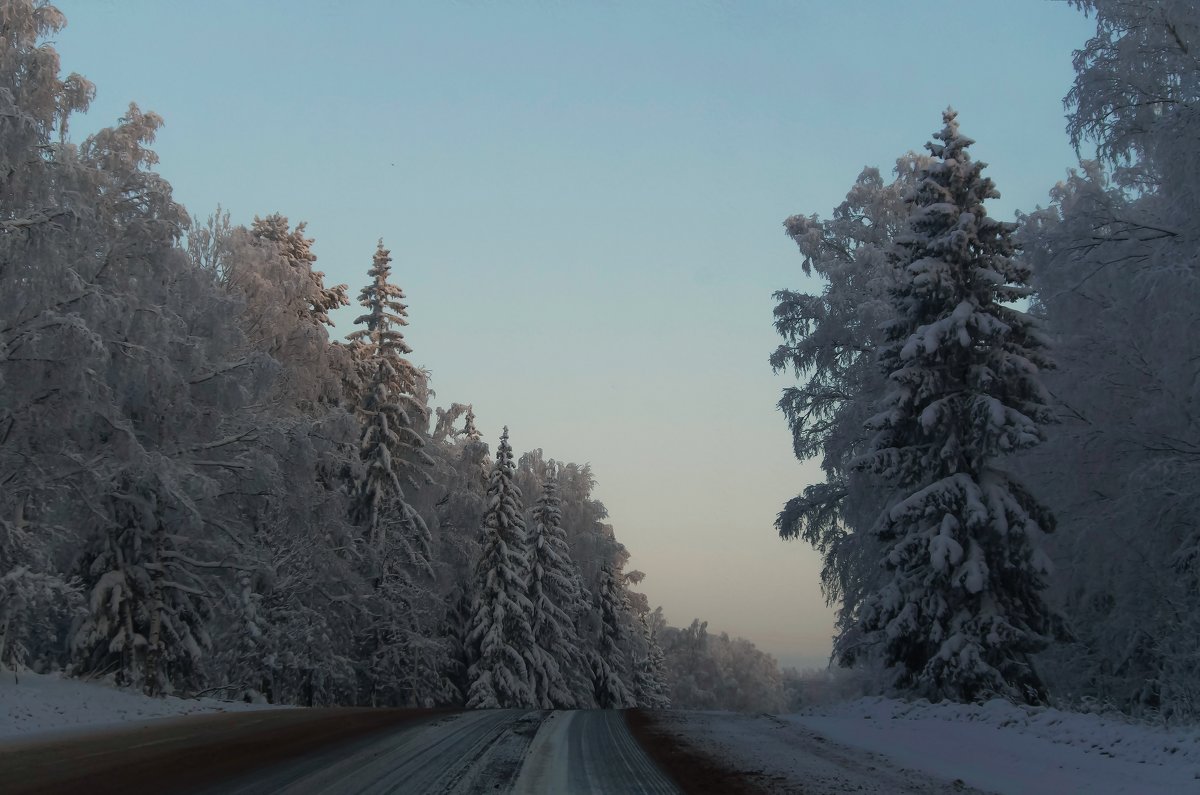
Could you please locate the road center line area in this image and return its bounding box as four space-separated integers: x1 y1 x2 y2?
1 709 681 795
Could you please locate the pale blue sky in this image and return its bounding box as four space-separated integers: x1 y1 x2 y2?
54 0 1095 668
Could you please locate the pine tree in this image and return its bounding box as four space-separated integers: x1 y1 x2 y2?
466 427 536 708
591 561 635 708
526 475 588 708
846 110 1058 705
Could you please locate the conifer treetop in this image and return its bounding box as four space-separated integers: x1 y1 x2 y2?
870 107 1054 485
349 239 412 358
463 406 482 442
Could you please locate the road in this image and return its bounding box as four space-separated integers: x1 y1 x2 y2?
2 709 680 795
212 709 678 794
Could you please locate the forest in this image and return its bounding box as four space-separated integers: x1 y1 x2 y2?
4 0 1197 727
0 0 786 713
773 0 1200 721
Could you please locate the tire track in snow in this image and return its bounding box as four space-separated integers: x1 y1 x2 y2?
513 710 679 795
216 708 679 794
212 709 540 794
9 707 680 793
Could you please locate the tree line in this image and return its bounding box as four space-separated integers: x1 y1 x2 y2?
0 0 789 712
774 0 1200 721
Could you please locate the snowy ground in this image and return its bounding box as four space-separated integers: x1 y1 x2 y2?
663 698 1200 795
0 668 280 743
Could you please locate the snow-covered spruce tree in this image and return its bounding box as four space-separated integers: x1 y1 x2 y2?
771 154 925 650
633 611 671 708
466 427 536 708
512 450 595 706
845 110 1059 705
462 406 482 442
348 239 433 549
591 561 635 708
525 475 588 708
437 585 473 705
347 239 429 430
347 240 438 705
0 498 80 672
70 467 214 696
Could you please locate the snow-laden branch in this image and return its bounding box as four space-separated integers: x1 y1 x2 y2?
0 209 74 233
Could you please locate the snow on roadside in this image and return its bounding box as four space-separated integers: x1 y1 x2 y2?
0 668 283 743
789 697 1200 794
657 709 975 794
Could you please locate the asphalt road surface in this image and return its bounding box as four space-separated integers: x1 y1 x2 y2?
3 709 680 795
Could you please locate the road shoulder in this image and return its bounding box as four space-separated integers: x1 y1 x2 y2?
625 709 773 794
629 709 987 795
0 707 448 795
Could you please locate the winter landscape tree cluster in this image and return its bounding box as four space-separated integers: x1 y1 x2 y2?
775 0 1200 720
0 0 800 711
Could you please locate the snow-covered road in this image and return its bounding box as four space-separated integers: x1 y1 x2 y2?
214 709 678 795
3 707 679 794
512 710 678 794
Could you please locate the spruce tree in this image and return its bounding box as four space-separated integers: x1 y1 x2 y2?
591 561 635 708
466 427 536 708
348 240 433 547
462 406 482 442
439 585 473 705
72 469 210 696
348 240 436 705
526 475 588 708
845 110 1058 705
633 612 672 708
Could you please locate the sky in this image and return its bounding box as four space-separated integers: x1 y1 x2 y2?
53 0 1096 670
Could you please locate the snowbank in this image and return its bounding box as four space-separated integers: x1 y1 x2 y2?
0 669 282 743
791 697 1200 794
